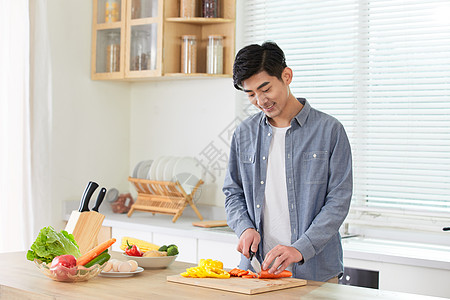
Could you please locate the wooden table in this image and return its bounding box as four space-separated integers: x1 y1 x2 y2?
0 252 445 300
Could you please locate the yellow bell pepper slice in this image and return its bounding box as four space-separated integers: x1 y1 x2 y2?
179 259 230 279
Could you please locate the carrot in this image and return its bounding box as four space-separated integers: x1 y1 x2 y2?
76 238 116 266
241 275 254 278
258 270 292 279
247 270 258 278
237 270 248 276
230 268 247 276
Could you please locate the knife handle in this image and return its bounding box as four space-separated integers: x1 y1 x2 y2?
92 187 107 212
79 181 99 212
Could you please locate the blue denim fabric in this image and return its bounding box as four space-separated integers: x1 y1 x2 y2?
223 98 353 282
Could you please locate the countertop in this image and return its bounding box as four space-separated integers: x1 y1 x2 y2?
1 252 446 300
63 201 450 270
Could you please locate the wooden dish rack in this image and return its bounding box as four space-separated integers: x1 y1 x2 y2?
127 177 204 223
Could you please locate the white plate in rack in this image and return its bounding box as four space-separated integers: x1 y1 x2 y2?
163 156 178 181
136 160 153 179
156 156 171 181
172 157 203 194
147 156 163 180
132 161 144 178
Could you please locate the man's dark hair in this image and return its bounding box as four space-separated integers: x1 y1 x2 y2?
233 41 287 90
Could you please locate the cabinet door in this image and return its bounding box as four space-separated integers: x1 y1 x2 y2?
125 0 163 78
198 239 241 269
153 232 197 264
91 0 126 80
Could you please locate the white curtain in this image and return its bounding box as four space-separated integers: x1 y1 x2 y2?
0 0 52 253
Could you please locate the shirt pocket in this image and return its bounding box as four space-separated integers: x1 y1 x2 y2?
240 152 255 164
302 151 329 184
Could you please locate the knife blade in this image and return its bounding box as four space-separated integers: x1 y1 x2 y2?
92 187 107 212
78 181 99 212
249 250 262 273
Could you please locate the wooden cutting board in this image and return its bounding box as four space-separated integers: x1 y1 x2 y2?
192 220 228 228
166 275 307 295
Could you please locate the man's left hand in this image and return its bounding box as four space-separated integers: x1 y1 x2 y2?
262 245 303 274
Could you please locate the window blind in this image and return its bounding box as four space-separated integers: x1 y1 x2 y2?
241 0 450 229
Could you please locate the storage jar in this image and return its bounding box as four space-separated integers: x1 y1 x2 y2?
106 32 120 72
207 35 223 74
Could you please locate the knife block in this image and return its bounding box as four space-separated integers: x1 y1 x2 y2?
65 210 105 255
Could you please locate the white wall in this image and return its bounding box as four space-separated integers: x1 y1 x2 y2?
129 78 237 207
46 0 238 229
47 1 130 228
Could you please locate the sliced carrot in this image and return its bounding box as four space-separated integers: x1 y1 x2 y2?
230 268 247 277
247 270 258 278
241 275 254 278
237 270 248 276
76 238 116 266
258 270 292 279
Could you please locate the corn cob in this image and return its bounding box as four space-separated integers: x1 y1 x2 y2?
120 237 160 252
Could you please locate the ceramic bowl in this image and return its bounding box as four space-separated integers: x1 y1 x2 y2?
122 254 177 269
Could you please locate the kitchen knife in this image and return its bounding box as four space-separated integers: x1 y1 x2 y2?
78 181 99 212
249 250 262 273
92 187 107 212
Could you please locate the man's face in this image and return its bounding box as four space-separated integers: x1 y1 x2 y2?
242 70 290 120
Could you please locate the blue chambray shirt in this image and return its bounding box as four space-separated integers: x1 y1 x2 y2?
223 98 353 282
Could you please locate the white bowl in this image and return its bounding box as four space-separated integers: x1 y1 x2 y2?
122 254 177 269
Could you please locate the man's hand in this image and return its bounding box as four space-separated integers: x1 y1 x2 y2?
262 245 303 275
237 228 261 259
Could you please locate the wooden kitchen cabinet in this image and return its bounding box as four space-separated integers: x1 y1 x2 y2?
91 0 163 80
91 0 235 80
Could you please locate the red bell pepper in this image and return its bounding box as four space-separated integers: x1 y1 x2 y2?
125 240 143 257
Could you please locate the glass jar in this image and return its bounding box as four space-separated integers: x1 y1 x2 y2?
180 0 196 18
106 32 120 72
131 0 141 19
202 0 219 18
130 30 150 71
207 35 223 74
105 0 120 23
181 35 197 73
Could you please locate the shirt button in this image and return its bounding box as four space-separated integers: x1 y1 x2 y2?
268 133 271 136
287 154 290 158
289 178 292 184
257 204 260 208
260 181 264 185
313 153 317 158
262 156 266 160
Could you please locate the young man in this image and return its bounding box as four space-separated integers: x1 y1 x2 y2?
223 42 353 282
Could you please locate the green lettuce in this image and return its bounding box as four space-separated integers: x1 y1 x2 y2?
26 226 81 263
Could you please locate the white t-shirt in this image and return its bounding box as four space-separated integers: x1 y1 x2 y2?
262 124 292 270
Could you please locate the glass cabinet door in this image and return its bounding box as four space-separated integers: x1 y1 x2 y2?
95 29 121 73
130 0 158 19
98 0 122 24
92 0 126 79
125 0 162 77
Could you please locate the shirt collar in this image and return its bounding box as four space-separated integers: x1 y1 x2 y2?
293 98 310 127
260 98 311 127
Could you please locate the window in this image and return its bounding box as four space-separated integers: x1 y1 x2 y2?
240 0 450 239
